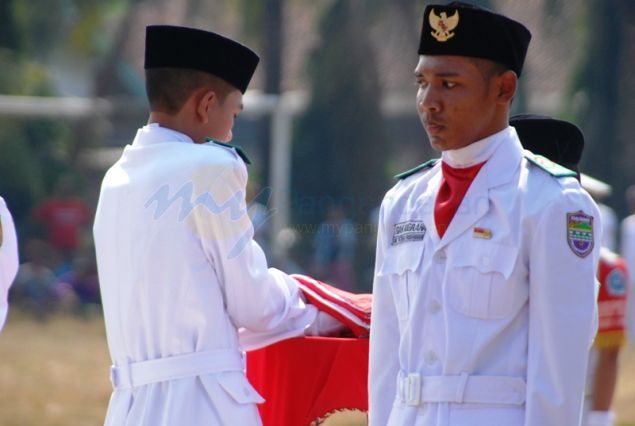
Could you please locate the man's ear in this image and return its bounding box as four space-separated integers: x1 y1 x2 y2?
496 71 518 105
195 89 217 123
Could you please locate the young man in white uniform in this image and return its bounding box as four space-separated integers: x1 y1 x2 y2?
94 26 336 425
369 3 601 425
0 196 19 330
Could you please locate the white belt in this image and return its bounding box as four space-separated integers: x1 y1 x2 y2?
110 349 244 390
397 371 526 406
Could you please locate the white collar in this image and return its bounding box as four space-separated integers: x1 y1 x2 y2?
441 127 514 168
132 123 194 146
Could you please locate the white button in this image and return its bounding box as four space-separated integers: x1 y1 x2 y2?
428 300 441 314
425 351 438 365
482 256 490 267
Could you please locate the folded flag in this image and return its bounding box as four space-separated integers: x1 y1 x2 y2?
291 274 372 338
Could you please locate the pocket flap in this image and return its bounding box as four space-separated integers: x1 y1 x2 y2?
377 242 425 277
213 372 265 404
452 241 518 279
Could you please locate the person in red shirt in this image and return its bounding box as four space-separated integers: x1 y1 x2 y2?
32 175 91 263
583 247 628 426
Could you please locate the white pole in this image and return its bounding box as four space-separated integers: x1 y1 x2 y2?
269 91 308 262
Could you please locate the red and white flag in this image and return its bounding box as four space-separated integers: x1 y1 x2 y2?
291 274 372 338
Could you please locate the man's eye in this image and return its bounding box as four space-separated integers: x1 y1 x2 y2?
443 81 456 88
415 80 428 88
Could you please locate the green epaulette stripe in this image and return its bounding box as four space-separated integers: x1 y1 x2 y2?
524 152 576 178
206 138 253 165
394 158 439 180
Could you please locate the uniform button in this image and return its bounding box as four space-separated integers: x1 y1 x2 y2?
425 351 438 365
428 300 441 314
482 256 490 267
434 250 447 263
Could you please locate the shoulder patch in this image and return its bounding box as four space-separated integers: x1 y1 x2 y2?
394 159 439 180
207 138 252 165
524 151 576 178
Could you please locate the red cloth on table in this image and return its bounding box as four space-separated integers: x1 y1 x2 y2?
434 161 485 237
291 274 371 338
246 336 369 426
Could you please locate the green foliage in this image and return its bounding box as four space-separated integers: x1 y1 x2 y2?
568 0 621 190
0 0 118 230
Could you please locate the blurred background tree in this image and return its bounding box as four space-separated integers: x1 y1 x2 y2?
569 0 635 216
290 0 388 289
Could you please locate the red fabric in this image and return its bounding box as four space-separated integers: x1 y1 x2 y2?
291 274 372 338
434 161 485 237
246 336 369 426
596 252 628 341
33 198 91 251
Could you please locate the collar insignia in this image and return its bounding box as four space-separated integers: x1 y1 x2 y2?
207 138 252 165
429 8 460 42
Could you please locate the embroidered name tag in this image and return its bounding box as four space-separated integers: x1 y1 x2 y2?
392 221 426 245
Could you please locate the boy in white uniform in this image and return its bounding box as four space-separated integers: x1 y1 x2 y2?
94 26 338 425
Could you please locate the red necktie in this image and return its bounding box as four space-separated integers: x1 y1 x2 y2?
434 161 485 238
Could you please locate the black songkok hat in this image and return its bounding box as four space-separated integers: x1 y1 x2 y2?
510 114 584 171
144 25 259 93
418 2 531 76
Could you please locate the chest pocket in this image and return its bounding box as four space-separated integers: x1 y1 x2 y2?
447 241 525 319
378 241 425 321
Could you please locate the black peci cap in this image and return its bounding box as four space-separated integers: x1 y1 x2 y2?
510 113 584 171
418 2 531 76
144 25 259 93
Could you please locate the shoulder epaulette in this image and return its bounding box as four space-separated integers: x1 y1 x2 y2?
394 159 439 180
207 138 252 165
524 151 576 178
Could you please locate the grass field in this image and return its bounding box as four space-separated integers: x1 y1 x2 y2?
0 310 634 425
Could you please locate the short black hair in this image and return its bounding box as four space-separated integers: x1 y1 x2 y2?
145 68 234 114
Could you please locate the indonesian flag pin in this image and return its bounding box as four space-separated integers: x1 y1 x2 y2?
473 227 492 239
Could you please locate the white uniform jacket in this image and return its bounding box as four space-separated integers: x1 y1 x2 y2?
369 127 601 426
0 196 19 330
93 124 317 426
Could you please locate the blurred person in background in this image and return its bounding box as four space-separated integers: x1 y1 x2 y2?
584 243 628 426
31 174 91 273
11 238 58 320
369 3 600 424
580 174 617 251
54 251 100 317
0 196 19 330
513 114 627 426
620 185 635 344
93 25 343 426
312 205 357 291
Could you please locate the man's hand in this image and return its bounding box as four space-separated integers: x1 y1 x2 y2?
305 311 349 336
